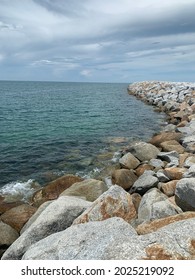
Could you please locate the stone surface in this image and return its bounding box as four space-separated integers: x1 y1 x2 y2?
175 178 195 211
20 201 53 234
184 156 195 167
137 188 181 223
32 174 83 206
119 152 140 169
0 200 23 215
130 174 159 195
156 170 170 182
149 159 165 169
1 196 91 260
60 179 108 202
149 132 182 147
183 164 195 178
0 221 19 258
73 185 137 225
160 140 185 154
22 217 195 260
111 169 137 190
131 193 142 213
135 164 154 177
164 167 186 180
128 142 160 161
158 151 179 167
21 218 141 260
1 204 37 232
136 212 195 235
160 180 179 197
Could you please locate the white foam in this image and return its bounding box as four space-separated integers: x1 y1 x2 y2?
111 151 122 163
0 179 39 202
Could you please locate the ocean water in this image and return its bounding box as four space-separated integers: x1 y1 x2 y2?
0 81 165 200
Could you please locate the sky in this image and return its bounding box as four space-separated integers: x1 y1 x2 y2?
0 0 195 83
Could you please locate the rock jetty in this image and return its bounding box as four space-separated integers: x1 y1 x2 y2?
1 81 195 260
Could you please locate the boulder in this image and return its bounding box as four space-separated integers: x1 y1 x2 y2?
135 164 154 177
21 218 142 260
130 174 159 195
32 174 83 206
175 178 195 211
0 221 19 258
22 217 195 260
1 196 91 260
119 152 140 169
60 179 107 202
160 180 179 197
156 170 170 182
149 159 165 169
137 188 181 223
149 132 182 146
111 169 137 190
158 151 179 167
0 204 37 232
164 167 186 180
73 185 137 225
131 193 142 212
0 200 23 215
184 156 195 167
183 164 195 178
20 201 53 234
136 212 195 235
160 140 185 154
127 142 160 161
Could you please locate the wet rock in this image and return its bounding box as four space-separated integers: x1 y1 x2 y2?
32 174 83 207
1 196 91 260
111 169 137 190
119 152 140 169
60 179 108 202
1 204 37 233
175 178 195 211
73 185 137 225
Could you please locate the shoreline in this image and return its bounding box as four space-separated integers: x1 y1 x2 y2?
1 80 195 260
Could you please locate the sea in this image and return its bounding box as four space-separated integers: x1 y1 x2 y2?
0 81 165 201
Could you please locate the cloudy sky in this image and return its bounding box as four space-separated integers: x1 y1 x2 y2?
0 0 195 82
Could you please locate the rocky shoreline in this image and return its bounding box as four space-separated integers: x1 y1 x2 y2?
1 80 195 260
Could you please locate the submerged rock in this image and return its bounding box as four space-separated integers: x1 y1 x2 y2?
127 141 160 161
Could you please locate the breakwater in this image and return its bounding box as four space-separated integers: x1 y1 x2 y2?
1 81 195 260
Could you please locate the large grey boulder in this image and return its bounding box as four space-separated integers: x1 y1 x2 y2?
73 185 137 225
137 188 181 223
22 217 195 260
175 178 195 211
60 179 108 202
128 142 160 161
1 196 91 260
130 173 159 195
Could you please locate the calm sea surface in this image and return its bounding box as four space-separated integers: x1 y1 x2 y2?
0 81 165 200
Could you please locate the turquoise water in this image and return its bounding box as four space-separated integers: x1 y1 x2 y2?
0 81 165 199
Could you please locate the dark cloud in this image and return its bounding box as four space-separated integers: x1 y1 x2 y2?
0 0 195 82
